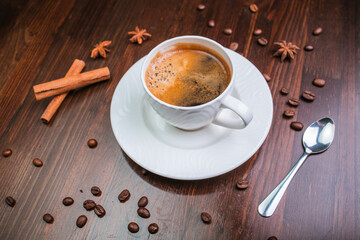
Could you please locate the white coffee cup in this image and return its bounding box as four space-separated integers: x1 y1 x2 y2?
141 36 253 130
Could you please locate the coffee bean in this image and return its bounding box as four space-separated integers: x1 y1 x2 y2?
138 196 148 207
148 223 159 234
253 28 262 36
290 121 304 131
80 189 83 193
302 90 316 101
313 78 326 87
76 215 87 228
280 87 289 95
118 189 131 202
5 196 16 207
32 158 43 167
223 28 232 35
201 212 212 224
268 237 278 240
283 109 295 118
2 149 12 157
43 213 54 224
207 19 215 28
229 42 239 51
83 200 96 211
288 98 300 107
62 197 74 206
87 139 97 148
249 3 258 13
257 37 268 46
94 204 106 218
312 27 323 36
137 207 150 218
197 4 205 11
263 73 271 82
91 186 102 197
304 45 314 51
128 222 139 233
236 179 249 190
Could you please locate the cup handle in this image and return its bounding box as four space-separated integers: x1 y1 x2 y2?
213 95 253 129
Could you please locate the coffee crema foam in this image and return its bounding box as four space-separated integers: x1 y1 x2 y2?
145 44 231 107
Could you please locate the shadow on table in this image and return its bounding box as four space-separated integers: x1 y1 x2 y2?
122 149 261 196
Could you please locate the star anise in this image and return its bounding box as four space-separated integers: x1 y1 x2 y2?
128 26 151 44
91 41 111 59
273 40 300 62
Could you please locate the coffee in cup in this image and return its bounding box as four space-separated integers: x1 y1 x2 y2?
145 43 231 107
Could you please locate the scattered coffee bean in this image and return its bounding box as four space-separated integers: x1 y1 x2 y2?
283 109 295 118
2 149 12 157
76 215 87 228
5 196 16 207
304 45 314 51
128 222 139 233
201 212 212 224
223 28 232 35
32 158 43 167
94 204 106 218
257 37 268 46
138 196 148 207
63 197 74 206
148 223 159 234
312 27 323 36
197 4 205 11
268 237 278 240
302 90 316 101
137 207 151 218
118 189 131 202
236 179 249 190
80 189 83 193
263 73 271 82
207 19 215 28
253 28 262 36
290 121 304 131
43 213 54 224
249 3 259 13
83 200 96 211
229 42 239 51
87 139 97 148
280 87 289 95
91 186 102 197
288 98 300 107
313 78 326 87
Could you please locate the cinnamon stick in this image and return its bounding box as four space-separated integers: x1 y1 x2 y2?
41 59 85 123
33 67 110 101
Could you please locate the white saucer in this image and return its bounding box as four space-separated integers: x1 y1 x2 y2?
110 49 273 180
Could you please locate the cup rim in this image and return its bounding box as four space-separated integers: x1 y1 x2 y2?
141 35 235 110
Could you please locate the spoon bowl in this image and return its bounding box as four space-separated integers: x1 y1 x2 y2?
258 117 335 217
303 117 335 153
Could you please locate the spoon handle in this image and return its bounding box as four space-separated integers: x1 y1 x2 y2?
258 152 310 217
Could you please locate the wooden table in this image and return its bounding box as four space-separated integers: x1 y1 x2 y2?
1 0 359 239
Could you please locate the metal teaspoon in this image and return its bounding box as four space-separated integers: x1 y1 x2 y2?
258 117 335 217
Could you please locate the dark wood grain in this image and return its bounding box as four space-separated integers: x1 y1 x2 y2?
0 0 359 239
